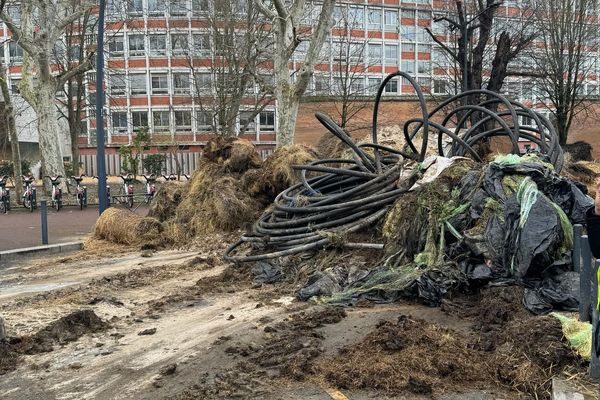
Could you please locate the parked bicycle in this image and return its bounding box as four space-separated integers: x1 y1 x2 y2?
117 173 136 208
141 174 157 204
162 173 177 181
71 174 87 210
21 175 37 212
183 174 191 180
0 175 10 214
93 176 111 206
45 175 63 211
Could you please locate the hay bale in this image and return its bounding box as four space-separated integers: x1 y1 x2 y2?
94 208 164 245
248 145 319 199
147 181 185 222
564 141 593 162
202 136 262 173
174 160 263 237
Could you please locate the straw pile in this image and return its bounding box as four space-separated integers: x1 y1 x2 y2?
563 160 600 196
94 208 163 245
147 181 185 222
247 145 319 198
203 136 262 172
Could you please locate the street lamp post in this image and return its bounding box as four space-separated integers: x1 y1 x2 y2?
96 0 108 214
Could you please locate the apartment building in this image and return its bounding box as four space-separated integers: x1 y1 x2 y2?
1 0 597 165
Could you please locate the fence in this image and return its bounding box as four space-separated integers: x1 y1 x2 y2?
573 224 600 379
79 152 201 177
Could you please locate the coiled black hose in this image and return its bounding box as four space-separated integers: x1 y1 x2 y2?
224 71 563 262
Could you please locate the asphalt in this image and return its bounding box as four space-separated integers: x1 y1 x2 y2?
0 205 149 251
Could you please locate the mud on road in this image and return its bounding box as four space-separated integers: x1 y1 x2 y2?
0 236 596 400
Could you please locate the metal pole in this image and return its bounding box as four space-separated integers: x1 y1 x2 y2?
40 200 48 245
574 224 583 272
592 260 600 379
581 236 592 322
96 0 108 214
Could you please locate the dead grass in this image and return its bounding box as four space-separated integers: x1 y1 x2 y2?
93 208 163 245
203 136 262 173
147 181 186 222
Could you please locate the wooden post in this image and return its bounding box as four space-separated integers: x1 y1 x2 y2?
581 236 592 322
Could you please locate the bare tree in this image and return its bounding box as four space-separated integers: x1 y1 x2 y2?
0 0 95 190
0 60 22 200
190 0 272 137
253 0 336 147
530 0 599 145
329 7 372 131
427 0 536 103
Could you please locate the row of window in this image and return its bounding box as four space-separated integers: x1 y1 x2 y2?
107 72 192 96
107 109 275 135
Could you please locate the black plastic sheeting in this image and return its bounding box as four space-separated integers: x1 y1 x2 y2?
292 158 593 315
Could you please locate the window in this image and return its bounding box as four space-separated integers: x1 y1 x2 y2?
128 35 145 57
259 111 275 131
175 110 192 131
193 34 211 57
148 0 166 15
416 27 430 42
10 79 20 94
112 112 128 134
401 60 415 74
314 75 329 93
432 14 447 35
8 42 23 62
194 72 211 93
7 5 20 23
417 44 431 54
384 9 398 31
369 43 382 64
385 44 398 65
173 73 190 94
384 79 398 94
149 34 167 56
417 61 430 74
197 111 212 131
417 10 431 19
239 112 256 133
109 73 127 95
151 74 169 94
349 6 364 28
350 77 365 94
127 0 143 15
401 26 416 41
132 111 148 129
293 41 309 61
417 77 430 87
171 34 189 55
192 0 209 14
153 111 171 131
368 8 382 30
433 79 447 94
402 43 416 53
109 36 124 57
130 74 147 95
169 0 188 16
367 78 381 94
402 9 415 18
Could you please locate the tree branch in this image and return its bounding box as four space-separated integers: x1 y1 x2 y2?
0 11 37 56
252 0 276 19
56 53 93 88
426 27 459 62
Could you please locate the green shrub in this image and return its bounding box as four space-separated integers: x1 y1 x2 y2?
143 154 166 175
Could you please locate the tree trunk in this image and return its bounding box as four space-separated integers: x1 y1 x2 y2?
36 84 67 191
276 89 300 147
0 64 23 201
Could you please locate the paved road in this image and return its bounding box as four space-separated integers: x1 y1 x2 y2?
0 205 149 251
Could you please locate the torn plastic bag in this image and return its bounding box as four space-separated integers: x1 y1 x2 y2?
252 261 283 284
523 272 580 315
297 270 343 301
539 176 593 225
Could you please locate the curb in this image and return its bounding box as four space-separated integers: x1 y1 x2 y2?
0 241 83 261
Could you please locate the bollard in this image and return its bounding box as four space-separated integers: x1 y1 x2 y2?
0 316 5 341
40 200 48 245
581 236 592 322
573 224 583 272
592 261 600 379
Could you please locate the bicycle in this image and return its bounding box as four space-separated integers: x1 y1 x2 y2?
71 174 87 210
93 176 111 206
0 175 11 214
162 173 177 181
182 174 191 180
45 175 63 211
118 173 136 208
141 174 157 204
21 175 37 212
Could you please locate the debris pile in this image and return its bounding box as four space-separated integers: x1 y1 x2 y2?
94 208 163 245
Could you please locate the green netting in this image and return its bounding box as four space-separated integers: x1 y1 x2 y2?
493 153 555 170
551 312 591 360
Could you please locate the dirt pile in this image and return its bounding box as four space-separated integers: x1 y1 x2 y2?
94 208 163 245
0 310 107 375
317 314 490 395
317 310 581 399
